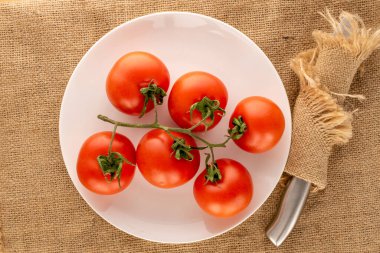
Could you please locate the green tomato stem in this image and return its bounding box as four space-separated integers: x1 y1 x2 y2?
98 115 159 129
97 96 240 182
187 110 212 131
97 114 233 165
108 123 118 155
152 96 159 125
210 146 215 163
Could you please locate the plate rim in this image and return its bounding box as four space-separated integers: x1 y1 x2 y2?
59 11 292 244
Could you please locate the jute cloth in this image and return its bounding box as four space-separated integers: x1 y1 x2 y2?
284 11 380 191
0 0 379 252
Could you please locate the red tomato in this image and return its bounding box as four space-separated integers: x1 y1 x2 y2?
193 159 253 218
168 71 228 131
77 132 136 195
106 51 170 115
230 96 285 153
136 129 200 188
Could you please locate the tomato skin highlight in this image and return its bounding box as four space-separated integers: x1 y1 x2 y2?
106 51 170 116
136 129 200 188
193 159 253 218
230 96 285 153
76 132 136 195
168 71 228 131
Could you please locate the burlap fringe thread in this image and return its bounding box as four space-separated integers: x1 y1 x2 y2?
291 50 353 146
281 11 380 191
316 11 380 64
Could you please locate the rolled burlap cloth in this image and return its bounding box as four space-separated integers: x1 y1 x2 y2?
284 11 380 191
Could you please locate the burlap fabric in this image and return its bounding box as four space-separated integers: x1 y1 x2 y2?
0 1 379 252
285 11 380 191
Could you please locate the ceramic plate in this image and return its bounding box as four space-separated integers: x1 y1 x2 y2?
59 12 291 243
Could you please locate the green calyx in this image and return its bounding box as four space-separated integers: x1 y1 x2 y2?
171 138 194 161
204 153 222 183
189 96 225 130
205 162 222 183
97 152 133 188
228 116 247 140
97 124 135 188
139 80 167 118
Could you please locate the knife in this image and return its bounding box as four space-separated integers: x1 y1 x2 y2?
266 17 352 247
266 177 311 246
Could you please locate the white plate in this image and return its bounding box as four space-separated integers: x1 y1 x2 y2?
59 12 291 243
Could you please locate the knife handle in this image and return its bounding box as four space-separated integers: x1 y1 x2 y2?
266 177 311 247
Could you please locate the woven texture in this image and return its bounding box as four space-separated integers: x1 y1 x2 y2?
0 0 379 252
316 50 359 95
284 11 380 190
285 88 332 189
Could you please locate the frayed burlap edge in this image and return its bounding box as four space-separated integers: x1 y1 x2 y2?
315 10 380 63
290 51 353 147
281 10 380 191
282 52 354 191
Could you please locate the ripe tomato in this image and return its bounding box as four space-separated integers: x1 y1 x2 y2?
77 132 136 195
136 129 200 188
168 71 228 131
193 159 253 218
106 51 170 116
230 96 285 153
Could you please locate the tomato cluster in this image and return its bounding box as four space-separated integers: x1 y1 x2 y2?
77 51 285 218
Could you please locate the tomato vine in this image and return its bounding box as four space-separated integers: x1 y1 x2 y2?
97 81 246 185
